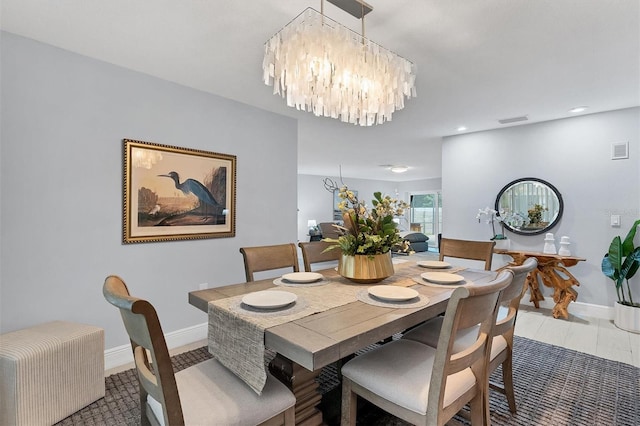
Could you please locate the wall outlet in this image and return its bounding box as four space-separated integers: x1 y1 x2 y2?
198 283 208 290
610 215 621 227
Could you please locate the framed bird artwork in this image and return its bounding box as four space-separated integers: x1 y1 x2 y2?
122 138 236 243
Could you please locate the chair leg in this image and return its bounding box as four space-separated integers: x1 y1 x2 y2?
283 406 295 426
502 355 517 413
468 393 485 426
336 354 355 381
140 390 152 426
341 378 357 426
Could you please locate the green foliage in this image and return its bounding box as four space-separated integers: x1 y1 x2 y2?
602 219 640 307
322 185 411 256
527 203 548 224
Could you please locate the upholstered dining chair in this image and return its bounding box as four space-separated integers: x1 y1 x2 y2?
402 257 538 414
298 241 341 272
102 275 296 426
439 237 496 270
340 270 514 426
239 243 299 282
318 222 344 240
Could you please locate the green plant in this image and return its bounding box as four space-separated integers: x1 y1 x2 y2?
602 219 640 307
527 203 548 224
322 181 410 256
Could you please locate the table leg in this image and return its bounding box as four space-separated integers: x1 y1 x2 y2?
552 287 578 319
269 354 324 426
496 251 583 319
540 263 580 320
526 270 545 308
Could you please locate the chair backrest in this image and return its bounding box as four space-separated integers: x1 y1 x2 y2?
495 257 538 337
318 222 344 240
428 269 514 424
239 243 299 282
103 275 182 425
298 241 341 272
439 237 496 270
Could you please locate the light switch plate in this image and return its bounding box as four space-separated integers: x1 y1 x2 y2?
611 215 621 227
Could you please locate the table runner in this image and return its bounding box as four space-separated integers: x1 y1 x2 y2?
208 279 369 393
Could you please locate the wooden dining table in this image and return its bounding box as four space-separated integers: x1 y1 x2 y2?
188 260 497 425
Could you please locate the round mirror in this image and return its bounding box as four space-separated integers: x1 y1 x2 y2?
495 177 563 236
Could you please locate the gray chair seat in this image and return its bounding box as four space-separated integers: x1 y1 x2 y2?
148 358 295 426
341 339 476 415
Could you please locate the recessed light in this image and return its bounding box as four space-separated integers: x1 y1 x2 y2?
390 166 409 173
569 106 588 113
457 126 467 132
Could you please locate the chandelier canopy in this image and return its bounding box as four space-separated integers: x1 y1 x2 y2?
262 4 417 126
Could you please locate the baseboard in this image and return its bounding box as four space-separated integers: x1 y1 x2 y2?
520 297 614 320
104 322 208 371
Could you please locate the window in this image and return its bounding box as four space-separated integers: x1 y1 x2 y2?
409 191 442 248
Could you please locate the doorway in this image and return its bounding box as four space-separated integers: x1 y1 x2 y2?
409 191 442 250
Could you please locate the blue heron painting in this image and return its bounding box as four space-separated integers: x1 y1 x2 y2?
140 170 227 227
125 138 235 242
159 171 220 207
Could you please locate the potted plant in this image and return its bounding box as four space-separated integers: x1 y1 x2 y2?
476 207 520 250
527 203 548 228
602 219 640 332
323 180 409 283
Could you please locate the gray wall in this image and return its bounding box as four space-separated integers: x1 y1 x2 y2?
297 175 443 243
298 175 396 242
442 108 640 307
0 32 298 349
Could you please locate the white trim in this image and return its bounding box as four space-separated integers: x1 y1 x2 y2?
104 322 208 371
520 297 614 320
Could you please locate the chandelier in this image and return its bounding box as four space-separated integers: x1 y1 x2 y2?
262 0 417 126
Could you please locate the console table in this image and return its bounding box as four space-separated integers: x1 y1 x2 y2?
495 250 586 319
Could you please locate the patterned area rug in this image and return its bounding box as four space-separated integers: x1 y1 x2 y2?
56 337 639 426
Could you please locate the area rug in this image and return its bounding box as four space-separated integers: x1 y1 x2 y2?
56 336 639 426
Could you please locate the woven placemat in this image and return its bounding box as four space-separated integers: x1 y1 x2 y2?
229 296 310 317
412 276 470 288
355 289 430 308
273 277 330 287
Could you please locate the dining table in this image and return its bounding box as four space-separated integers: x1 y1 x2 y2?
188 259 497 425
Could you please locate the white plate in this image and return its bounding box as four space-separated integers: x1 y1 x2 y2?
241 291 297 309
368 285 419 302
281 272 323 283
421 272 465 284
417 260 451 269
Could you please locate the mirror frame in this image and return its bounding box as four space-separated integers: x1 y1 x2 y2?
494 177 564 236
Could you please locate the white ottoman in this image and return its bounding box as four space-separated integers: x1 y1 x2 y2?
0 321 105 426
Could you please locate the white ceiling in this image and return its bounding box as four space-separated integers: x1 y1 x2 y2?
2 0 639 181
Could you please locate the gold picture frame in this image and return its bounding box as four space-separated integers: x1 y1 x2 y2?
123 138 236 244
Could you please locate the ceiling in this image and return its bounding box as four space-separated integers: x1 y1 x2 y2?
2 0 639 181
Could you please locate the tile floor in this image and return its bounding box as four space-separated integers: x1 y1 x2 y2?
515 305 639 368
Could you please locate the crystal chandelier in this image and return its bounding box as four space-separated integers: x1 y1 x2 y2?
262 1 417 126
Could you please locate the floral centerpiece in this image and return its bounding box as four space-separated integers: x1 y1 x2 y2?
323 179 410 282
